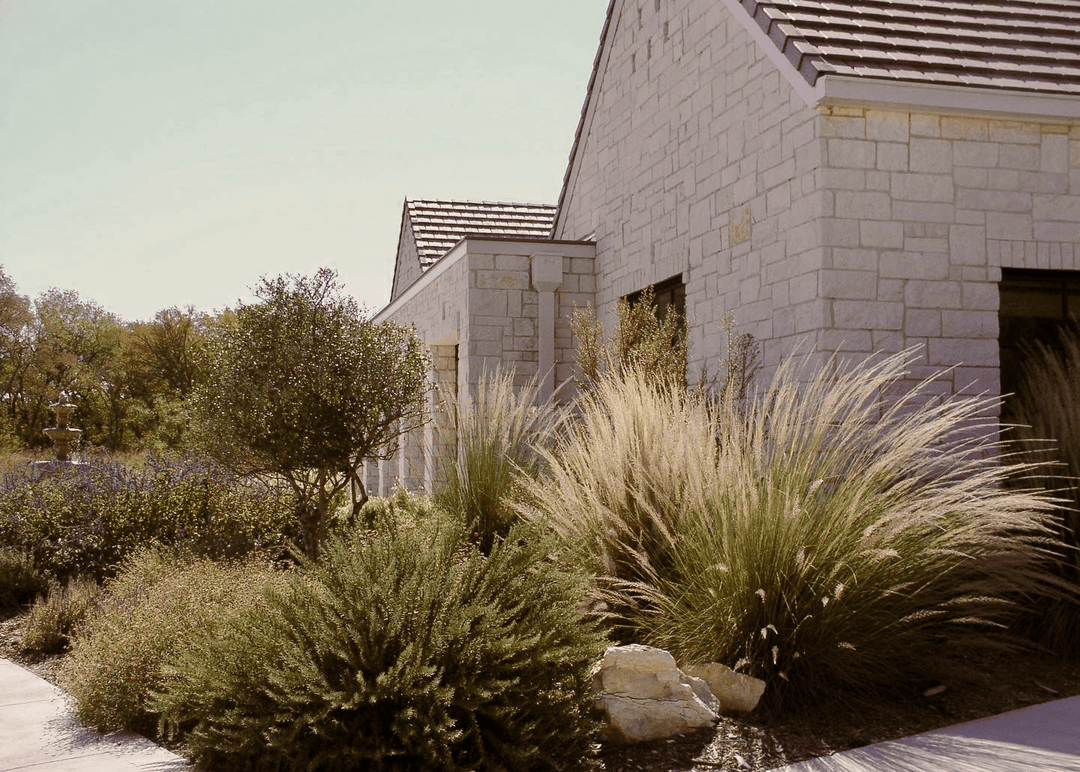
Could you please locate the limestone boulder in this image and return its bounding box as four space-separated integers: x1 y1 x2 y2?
683 662 765 713
591 644 718 743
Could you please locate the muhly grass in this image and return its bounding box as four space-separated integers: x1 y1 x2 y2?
520 350 1073 709
1007 323 1080 655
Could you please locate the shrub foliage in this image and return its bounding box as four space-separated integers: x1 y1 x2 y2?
62 550 283 737
521 351 1070 708
154 520 606 771
0 453 297 581
0 548 48 608
571 285 687 392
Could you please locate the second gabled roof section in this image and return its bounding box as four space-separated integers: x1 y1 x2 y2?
739 0 1080 95
407 199 558 270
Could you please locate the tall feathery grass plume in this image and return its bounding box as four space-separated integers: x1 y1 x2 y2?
1006 322 1080 655
519 348 1072 709
433 368 557 552
518 369 716 605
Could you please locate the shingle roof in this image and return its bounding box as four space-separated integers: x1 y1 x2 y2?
738 0 1080 95
406 199 557 269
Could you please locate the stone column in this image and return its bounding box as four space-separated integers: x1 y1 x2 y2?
531 254 564 404
426 343 459 494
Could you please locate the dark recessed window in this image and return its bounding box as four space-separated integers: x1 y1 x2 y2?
999 268 1080 399
625 274 686 323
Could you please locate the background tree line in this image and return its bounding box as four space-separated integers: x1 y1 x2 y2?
0 266 212 454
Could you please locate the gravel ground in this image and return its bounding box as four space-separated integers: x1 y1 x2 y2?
3 607 1079 772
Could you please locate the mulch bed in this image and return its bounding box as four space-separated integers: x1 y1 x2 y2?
3 606 1079 771
574 648 1080 771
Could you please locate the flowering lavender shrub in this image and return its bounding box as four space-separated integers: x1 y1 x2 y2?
0 453 297 581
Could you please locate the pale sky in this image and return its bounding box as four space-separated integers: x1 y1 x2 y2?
0 1 608 322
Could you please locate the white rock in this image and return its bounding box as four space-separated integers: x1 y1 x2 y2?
591 644 719 743
683 662 765 713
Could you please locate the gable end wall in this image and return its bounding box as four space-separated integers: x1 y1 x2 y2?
555 0 825 381
390 216 424 303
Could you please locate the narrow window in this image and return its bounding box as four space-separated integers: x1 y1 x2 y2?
624 274 687 354
999 268 1080 399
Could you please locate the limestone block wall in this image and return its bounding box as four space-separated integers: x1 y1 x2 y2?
366 254 467 497
466 248 596 391
554 0 1080 407
816 108 1080 400
369 239 595 496
427 344 458 492
555 0 825 381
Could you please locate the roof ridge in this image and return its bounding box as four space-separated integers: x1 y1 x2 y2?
407 198 556 209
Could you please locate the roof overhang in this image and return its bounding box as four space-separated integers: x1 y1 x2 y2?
720 0 1080 123
814 76 1080 123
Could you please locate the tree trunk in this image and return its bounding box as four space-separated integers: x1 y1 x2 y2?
298 500 322 561
349 464 369 518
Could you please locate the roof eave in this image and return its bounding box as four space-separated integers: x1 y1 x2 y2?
723 0 1080 122
815 75 1080 122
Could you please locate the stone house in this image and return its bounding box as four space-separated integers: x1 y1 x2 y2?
368 0 1080 496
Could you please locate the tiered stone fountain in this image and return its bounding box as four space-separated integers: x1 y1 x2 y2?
40 392 82 465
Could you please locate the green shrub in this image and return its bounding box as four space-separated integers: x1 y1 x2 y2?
62 549 284 737
571 284 687 392
343 487 444 533
154 521 606 771
434 370 555 552
22 576 101 654
0 548 48 608
521 351 1069 709
0 453 298 581
1007 322 1080 655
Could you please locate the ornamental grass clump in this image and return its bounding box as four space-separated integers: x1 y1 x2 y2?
521 350 1070 709
154 519 606 772
434 369 556 552
22 576 101 654
1007 322 1080 655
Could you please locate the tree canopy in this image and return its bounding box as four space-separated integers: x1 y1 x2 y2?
193 268 429 559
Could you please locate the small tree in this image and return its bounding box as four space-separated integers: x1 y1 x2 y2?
194 268 429 559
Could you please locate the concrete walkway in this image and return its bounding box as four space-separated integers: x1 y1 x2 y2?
0 658 191 771
772 695 1080 772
